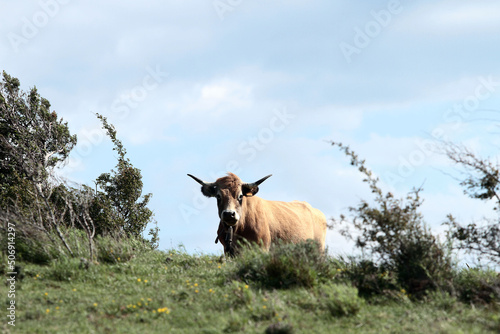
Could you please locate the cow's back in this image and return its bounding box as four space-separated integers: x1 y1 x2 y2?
241 197 327 250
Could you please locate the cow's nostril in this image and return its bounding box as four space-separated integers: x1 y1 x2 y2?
222 211 237 221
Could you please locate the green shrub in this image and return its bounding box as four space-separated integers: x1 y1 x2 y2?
232 240 337 289
321 283 364 317
454 267 500 304
443 142 500 265
424 290 458 311
341 258 399 299
331 142 454 297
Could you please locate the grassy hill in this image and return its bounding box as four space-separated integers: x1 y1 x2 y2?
2 241 500 334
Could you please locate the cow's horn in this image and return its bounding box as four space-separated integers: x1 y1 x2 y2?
187 174 209 186
188 174 218 197
248 174 272 187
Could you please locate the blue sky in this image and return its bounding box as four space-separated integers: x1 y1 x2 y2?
2 0 500 256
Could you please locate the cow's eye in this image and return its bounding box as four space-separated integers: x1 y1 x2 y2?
238 194 243 202
216 194 221 200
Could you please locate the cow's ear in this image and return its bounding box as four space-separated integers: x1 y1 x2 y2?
242 174 272 197
201 184 218 198
242 184 259 197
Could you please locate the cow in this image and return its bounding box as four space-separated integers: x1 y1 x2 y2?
187 172 327 255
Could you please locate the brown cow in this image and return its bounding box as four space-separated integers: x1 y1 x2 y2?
187 172 327 254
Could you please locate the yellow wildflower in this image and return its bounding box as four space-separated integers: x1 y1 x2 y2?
157 307 170 314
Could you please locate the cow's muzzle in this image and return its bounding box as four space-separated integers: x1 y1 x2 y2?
221 210 239 226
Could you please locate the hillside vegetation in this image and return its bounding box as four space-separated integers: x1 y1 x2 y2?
1 238 499 334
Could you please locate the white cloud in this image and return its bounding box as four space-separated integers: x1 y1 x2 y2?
399 1 500 35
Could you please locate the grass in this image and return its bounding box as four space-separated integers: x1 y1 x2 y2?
2 245 500 334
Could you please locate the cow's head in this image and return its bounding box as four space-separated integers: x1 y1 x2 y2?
187 172 272 226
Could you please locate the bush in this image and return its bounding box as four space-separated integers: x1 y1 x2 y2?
232 240 337 289
341 258 399 299
424 290 458 311
0 73 158 261
331 142 454 297
454 267 500 305
322 283 364 317
443 142 500 265
92 114 156 240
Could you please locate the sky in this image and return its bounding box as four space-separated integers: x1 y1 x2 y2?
1 0 500 258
